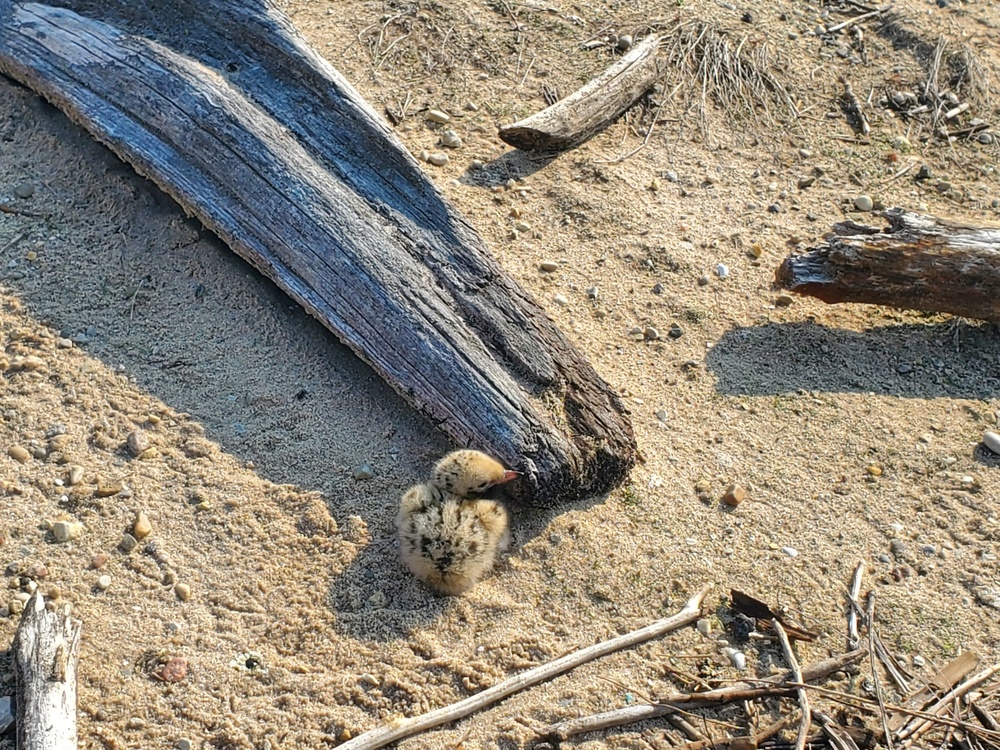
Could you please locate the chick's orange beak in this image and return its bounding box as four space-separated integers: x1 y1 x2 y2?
499 470 520 484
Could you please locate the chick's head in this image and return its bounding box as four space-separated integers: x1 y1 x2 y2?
432 449 519 498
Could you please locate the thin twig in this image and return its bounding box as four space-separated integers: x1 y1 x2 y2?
839 75 870 137
0 231 28 256
337 586 711 750
866 595 895 750
846 561 865 651
825 6 890 34
676 717 793 750
540 649 866 742
773 619 810 750
896 664 1000 745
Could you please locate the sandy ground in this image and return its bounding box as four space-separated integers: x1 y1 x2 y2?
1 0 999 747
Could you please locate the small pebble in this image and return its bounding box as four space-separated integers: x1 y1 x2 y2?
353 464 374 481
174 583 192 601
14 182 35 199
427 152 450 166
52 520 83 543
156 656 189 683
912 655 926 668
643 327 660 341
723 484 746 507
425 109 450 123
514 221 531 233
656 410 668 422
176 740 193 750
126 429 150 457
133 512 152 541
668 323 683 339
553 294 569 306
8 445 30 463
915 164 933 181
694 479 712 495
615 34 633 52
866 463 883 477
91 553 108 569
978 132 993 145
781 546 799 557
890 539 906 557
799 148 812 159
715 263 729 279
775 293 794 307
982 431 1000 455
539 260 558 272
767 203 782 214
67 465 84 486
697 275 710 287
119 533 138 553
797 176 815 190
126 718 146 730
920 544 937 556
96 574 112 591
854 195 874 212
892 135 912 150
652 283 664 294
439 129 462 148
95 483 123 498
724 648 747 670
55 337 73 349
586 286 599 300
696 618 712 636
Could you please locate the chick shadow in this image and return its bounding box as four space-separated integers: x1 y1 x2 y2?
706 320 1000 399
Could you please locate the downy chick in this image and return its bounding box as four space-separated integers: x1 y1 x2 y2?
396 450 518 596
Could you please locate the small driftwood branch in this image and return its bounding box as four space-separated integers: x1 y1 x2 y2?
673 717 793 750
773 619 810 750
498 33 666 151
14 592 82 750
539 649 867 743
339 586 710 750
839 75 870 137
776 208 1000 322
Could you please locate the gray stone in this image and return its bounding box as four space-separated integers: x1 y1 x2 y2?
14 182 34 199
982 431 1000 455
854 195 874 212
353 464 375 480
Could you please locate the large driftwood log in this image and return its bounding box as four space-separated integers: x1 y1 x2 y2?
0 0 637 505
498 33 665 151
14 592 82 750
776 208 1000 322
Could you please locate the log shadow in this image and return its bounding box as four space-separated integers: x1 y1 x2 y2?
459 149 559 190
706 321 1000 399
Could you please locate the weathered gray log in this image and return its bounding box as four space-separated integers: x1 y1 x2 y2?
14 592 82 750
498 33 665 151
0 0 637 505
776 208 1000 322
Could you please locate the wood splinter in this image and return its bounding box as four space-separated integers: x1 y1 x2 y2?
839 74 870 137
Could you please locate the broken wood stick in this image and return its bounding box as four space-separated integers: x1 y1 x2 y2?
895 663 1000 745
498 33 666 151
0 0 637 506
539 648 867 742
773 619 810 750
14 592 82 750
839 74 870 137
338 585 710 750
776 208 1000 322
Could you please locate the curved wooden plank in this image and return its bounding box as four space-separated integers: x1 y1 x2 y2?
0 0 636 504
776 208 1000 322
